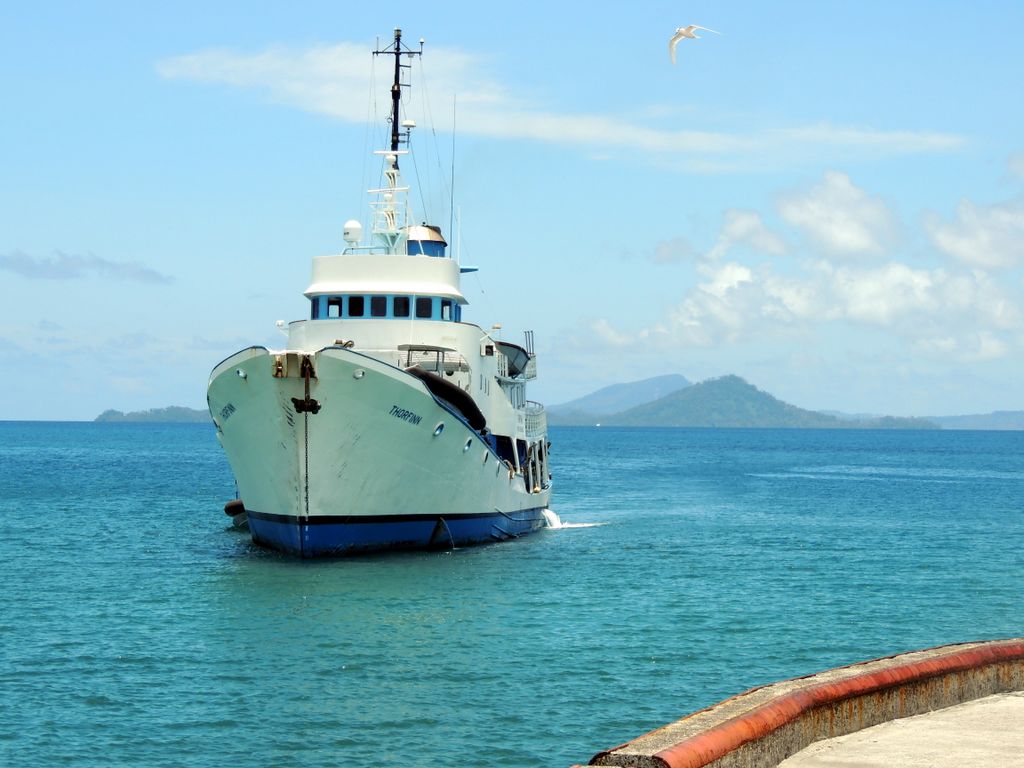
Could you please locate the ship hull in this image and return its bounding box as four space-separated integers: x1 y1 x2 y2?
208 346 551 557
245 508 548 556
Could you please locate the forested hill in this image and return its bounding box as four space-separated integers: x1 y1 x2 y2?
561 375 937 429
95 407 209 423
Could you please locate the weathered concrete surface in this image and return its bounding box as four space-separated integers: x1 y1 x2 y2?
587 639 1024 768
779 690 1024 767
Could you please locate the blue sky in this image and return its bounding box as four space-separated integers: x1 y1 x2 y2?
2 1 1023 420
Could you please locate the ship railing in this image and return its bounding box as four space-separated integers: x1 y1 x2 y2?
403 348 471 374
369 195 409 234
524 401 547 439
338 347 405 368
348 347 470 375
495 352 536 381
524 356 537 380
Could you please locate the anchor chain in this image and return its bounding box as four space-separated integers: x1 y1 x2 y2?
291 355 321 414
303 405 310 521
286 355 319 543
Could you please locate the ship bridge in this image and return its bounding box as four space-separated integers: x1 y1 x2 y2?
304 243 466 322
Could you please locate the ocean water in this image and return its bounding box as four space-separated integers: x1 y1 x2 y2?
1 423 1021 767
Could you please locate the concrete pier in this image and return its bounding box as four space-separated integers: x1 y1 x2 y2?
582 638 1024 768
779 691 1024 766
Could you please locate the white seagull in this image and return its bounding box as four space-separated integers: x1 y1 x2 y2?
669 25 720 64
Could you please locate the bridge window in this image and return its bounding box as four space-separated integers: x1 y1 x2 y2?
311 294 458 320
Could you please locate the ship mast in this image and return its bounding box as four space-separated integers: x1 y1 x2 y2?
374 28 423 157
369 28 423 254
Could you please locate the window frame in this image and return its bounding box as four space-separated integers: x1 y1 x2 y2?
415 296 434 319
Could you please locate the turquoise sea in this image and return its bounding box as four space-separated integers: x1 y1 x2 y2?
1 423 1022 767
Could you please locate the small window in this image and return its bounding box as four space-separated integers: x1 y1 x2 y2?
327 297 343 319
311 297 321 319
415 297 433 319
370 296 387 317
441 299 452 321
348 296 365 317
393 296 410 318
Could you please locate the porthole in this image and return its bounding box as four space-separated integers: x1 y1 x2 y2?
433 423 445 437
463 439 472 452
482 452 489 464
353 369 365 379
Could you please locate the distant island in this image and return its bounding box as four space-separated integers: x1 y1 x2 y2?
97 376 1023 429
95 406 209 423
925 411 1024 430
549 374 1022 430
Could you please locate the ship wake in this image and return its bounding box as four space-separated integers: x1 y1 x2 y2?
542 509 605 530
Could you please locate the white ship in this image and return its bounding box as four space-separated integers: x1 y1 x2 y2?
207 29 552 557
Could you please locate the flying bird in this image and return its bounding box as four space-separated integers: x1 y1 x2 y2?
669 25 720 64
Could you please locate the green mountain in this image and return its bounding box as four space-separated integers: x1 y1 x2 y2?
95 406 210 423
602 375 843 428
582 375 938 429
548 374 690 425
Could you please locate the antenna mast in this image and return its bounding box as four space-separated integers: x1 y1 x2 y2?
369 29 423 254
373 28 423 156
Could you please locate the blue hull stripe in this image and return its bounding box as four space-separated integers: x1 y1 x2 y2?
246 508 549 558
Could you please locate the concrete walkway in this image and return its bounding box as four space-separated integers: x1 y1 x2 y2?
779 691 1024 767
585 640 1024 768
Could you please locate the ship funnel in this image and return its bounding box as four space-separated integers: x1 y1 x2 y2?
406 223 447 257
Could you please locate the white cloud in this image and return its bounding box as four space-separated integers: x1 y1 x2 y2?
590 318 634 347
658 261 803 346
936 269 1020 329
654 211 786 265
827 262 936 325
761 272 824 321
158 44 966 167
0 250 172 283
724 211 788 255
779 123 964 153
706 209 787 260
651 237 697 264
157 44 513 122
924 199 1024 269
778 171 899 257
596 255 1020 364
572 171 1023 408
700 261 753 298
914 332 1008 362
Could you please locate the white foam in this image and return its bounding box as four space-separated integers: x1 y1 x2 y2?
541 508 561 528
542 509 604 530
